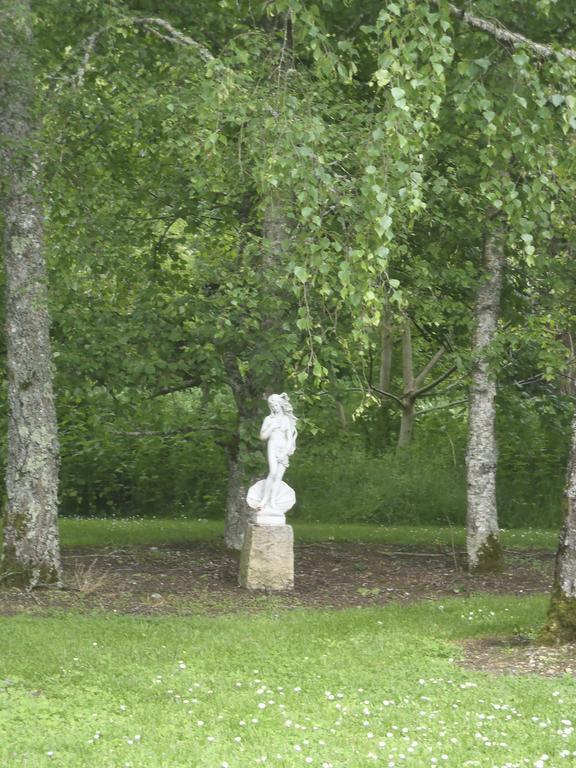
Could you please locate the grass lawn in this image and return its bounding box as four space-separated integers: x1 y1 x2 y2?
1 596 575 767
56 518 560 551
0 520 570 767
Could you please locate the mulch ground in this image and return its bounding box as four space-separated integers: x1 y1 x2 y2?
0 540 555 616
1 540 574 677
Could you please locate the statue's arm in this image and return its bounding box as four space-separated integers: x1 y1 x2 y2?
260 415 274 440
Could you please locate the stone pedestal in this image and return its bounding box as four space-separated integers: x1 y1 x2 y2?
239 524 294 591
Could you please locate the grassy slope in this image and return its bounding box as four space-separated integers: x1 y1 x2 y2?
56 518 559 551
1 596 574 768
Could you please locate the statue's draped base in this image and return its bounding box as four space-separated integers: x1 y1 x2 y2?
239 524 294 591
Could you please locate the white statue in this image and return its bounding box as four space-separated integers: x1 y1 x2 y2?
246 393 298 525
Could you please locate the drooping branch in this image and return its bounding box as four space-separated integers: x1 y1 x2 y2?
131 17 215 62
447 3 576 60
63 15 217 89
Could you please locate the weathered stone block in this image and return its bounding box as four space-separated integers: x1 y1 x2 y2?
239 524 294 591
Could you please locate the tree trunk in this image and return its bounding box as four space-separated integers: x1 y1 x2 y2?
397 401 415 448
328 365 347 430
222 355 265 550
541 411 576 644
379 303 393 393
559 331 576 397
1 0 62 587
466 230 504 573
224 435 250 551
374 302 394 449
224 13 293 548
397 319 415 449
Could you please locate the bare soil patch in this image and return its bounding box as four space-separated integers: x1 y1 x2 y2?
461 636 576 678
0 540 554 617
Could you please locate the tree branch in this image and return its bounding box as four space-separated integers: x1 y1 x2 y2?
131 17 215 62
150 378 202 398
413 344 447 390
60 15 216 91
414 364 458 399
368 384 403 407
448 3 576 60
112 425 231 437
73 30 101 87
416 398 468 416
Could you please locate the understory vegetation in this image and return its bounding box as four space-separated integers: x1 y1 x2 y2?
53 398 569 530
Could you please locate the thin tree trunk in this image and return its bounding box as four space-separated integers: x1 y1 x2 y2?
397 319 415 449
466 229 504 573
374 302 394 449
224 433 250 550
541 410 576 644
1 0 61 587
328 365 347 430
379 303 393 392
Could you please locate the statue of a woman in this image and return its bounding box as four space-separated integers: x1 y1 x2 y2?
246 393 298 524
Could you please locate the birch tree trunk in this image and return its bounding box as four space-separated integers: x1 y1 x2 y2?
541 410 576 644
1 0 62 587
466 230 504 573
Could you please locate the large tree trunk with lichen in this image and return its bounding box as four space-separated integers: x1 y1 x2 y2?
541 411 576 644
1 0 61 587
466 229 504 574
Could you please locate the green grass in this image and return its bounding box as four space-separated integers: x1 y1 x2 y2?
1 596 574 767
56 518 560 551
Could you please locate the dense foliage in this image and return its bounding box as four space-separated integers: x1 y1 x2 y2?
1 0 575 529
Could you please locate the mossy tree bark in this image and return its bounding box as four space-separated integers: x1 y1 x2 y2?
1 0 62 587
541 411 576 644
466 228 504 573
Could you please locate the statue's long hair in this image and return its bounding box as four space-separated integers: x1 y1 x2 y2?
276 393 298 455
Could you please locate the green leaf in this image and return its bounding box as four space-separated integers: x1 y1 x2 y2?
373 69 390 88
294 266 309 283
